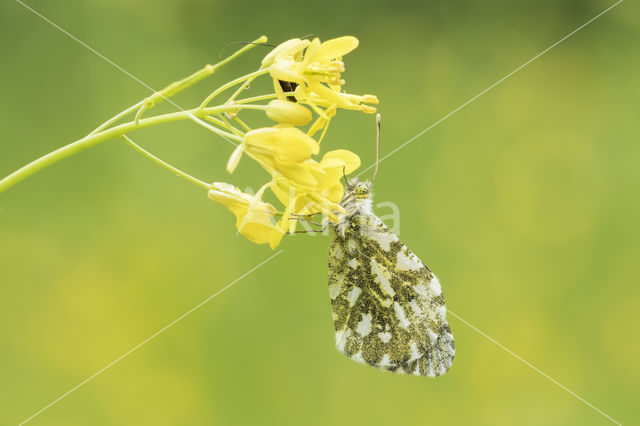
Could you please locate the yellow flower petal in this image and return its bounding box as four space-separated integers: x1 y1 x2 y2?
321 149 361 174
269 59 305 84
262 38 309 67
237 211 277 244
301 38 322 69
322 183 344 203
208 183 278 245
307 105 337 138
226 143 245 173
269 226 286 249
314 36 359 62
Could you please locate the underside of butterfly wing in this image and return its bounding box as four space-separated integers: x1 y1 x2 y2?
328 213 454 377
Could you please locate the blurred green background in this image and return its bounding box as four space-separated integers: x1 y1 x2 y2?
1 0 638 425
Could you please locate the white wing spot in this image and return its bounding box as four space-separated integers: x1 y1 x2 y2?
429 275 442 296
414 284 429 298
352 351 365 363
379 354 392 367
427 329 439 343
427 359 435 376
328 276 343 300
378 331 392 343
409 341 421 362
356 313 372 336
396 250 422 271
409 299 424 318
347 286 361 307
371 258 395 297
333 244 343 260
444 333 455 356
347 239 357 253
348 258 358 269
364 228 397 251
336 328 351 352
394 302 411 329
437 305 447 321
379 298 393 308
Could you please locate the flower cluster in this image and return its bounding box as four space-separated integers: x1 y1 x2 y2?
208 36 378 248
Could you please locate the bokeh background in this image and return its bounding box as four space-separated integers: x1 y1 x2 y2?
1 1 638 425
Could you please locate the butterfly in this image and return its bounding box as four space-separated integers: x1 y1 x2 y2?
326 116 454 377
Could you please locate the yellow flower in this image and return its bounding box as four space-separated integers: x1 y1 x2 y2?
265 36 379 115
208 182 278 245
312 149 361 202
212 36 376 249
218 143 360 249
227 127 320 186
269 148 361 243
269 36 355 86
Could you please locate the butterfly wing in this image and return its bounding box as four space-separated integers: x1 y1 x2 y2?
328 213 454 377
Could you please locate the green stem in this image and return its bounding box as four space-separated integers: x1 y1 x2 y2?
219 114 245 137
122 135 211 190
203 114 227 127
210 114 245 136
0 33 270 195
188 114 242 143
226 70 263 103
235 92 292 104
198 69 269 110
89 101 144 135
105 35 268 131
0 104 261 194
232 116 252 132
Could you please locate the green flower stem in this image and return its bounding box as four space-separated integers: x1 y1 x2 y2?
219 114 244 137
89 100 144 136
226 70 265 103
121 135 211 190
188 114 241 142
235 92 293 104
0 34 272 195
198 68 269 110
0 104 264 194
203 114 227 128
101 35 268 133
189 113 243 142
232 116 252 132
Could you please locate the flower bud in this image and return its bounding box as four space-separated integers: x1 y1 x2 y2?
266 99 312 126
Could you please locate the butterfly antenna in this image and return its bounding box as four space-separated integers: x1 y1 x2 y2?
219 41 276 59
370 113 381 185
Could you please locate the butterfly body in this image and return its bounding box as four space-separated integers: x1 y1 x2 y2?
327 179 455 376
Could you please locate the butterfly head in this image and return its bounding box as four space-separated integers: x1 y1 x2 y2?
346 177 372 200
334 177 374 233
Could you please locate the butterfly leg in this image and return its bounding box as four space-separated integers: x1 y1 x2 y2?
290 212 324 220
287 229 326 234
290 213 324 228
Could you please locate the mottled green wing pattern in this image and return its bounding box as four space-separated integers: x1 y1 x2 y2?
328 213 454 377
